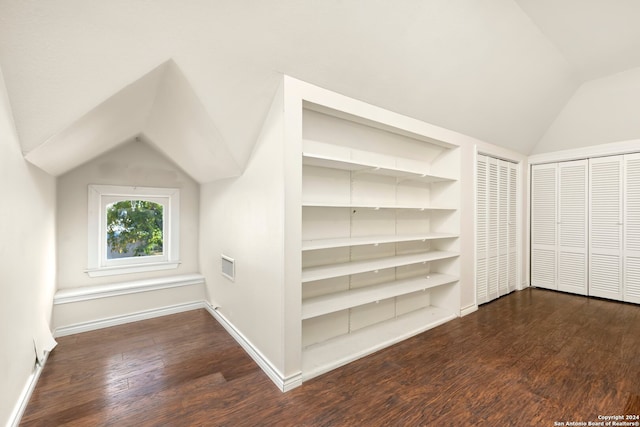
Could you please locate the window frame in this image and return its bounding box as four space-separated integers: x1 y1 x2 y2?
87 185 180 277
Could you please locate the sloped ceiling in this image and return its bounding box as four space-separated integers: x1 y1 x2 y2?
1 1 639 177
24 60 241 182
515 0 640 82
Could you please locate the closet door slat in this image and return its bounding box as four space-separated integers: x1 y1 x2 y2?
498 160 509 296
508 163 518 292
476 155 489 305
557 160 588 295
487 157 499 301
476 155 518 305
531 163 558 290
589 156 623 300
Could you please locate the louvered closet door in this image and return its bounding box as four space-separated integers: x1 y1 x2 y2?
624 153 640 303
498 160 509 296
589 156 623 300
476 155 489 304
531 163 558 290
557 160 588 295
487 157 500 301
507 162 518 292
477 155 519 305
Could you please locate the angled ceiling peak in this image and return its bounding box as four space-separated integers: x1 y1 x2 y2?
24 60 241 183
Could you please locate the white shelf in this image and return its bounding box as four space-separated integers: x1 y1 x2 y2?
302 232 458 251
302 202 456 210
302 305 457 381
302 273 458 319
301 251 458 283
303 152 455 183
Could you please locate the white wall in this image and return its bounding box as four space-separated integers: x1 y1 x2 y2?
56 138 200 290
533 65 640 154
199 82 287 378
0 68 56 426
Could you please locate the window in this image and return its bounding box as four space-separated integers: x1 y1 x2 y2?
87 185 180 277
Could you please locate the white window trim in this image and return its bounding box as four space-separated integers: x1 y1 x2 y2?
87 185 180 277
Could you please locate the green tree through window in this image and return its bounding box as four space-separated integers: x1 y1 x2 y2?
106 200 163 258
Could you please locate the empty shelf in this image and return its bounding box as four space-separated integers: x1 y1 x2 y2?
302 202 456 210
303 152 456 183
302 305 457 381
302 273 458 319
302 232 458 251
301 251 458 283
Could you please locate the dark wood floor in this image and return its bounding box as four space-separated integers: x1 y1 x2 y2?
21 288 640 426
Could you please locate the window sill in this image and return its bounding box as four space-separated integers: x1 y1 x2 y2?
85 261 180 278
55 273 204 304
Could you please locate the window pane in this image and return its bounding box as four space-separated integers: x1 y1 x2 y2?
106 200 163 259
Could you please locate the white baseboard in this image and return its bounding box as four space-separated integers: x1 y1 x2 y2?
461 304 478 316
8 352 49 427
54 301 205 337
203 302 302 392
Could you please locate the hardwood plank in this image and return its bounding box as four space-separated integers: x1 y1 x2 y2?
20 291 640 426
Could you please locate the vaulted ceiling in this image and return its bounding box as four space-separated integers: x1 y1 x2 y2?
1 1 639 182
515 0 640 82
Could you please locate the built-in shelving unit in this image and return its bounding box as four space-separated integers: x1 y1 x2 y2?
300 106 460 381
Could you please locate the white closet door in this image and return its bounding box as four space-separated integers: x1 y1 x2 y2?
507 162 518 292
476 155 489 305
531 163 558 290
589 156 623 300
557 160 588 295
498 160 509 296
477 155 519 305
624 153 640 303
487 157 500 301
